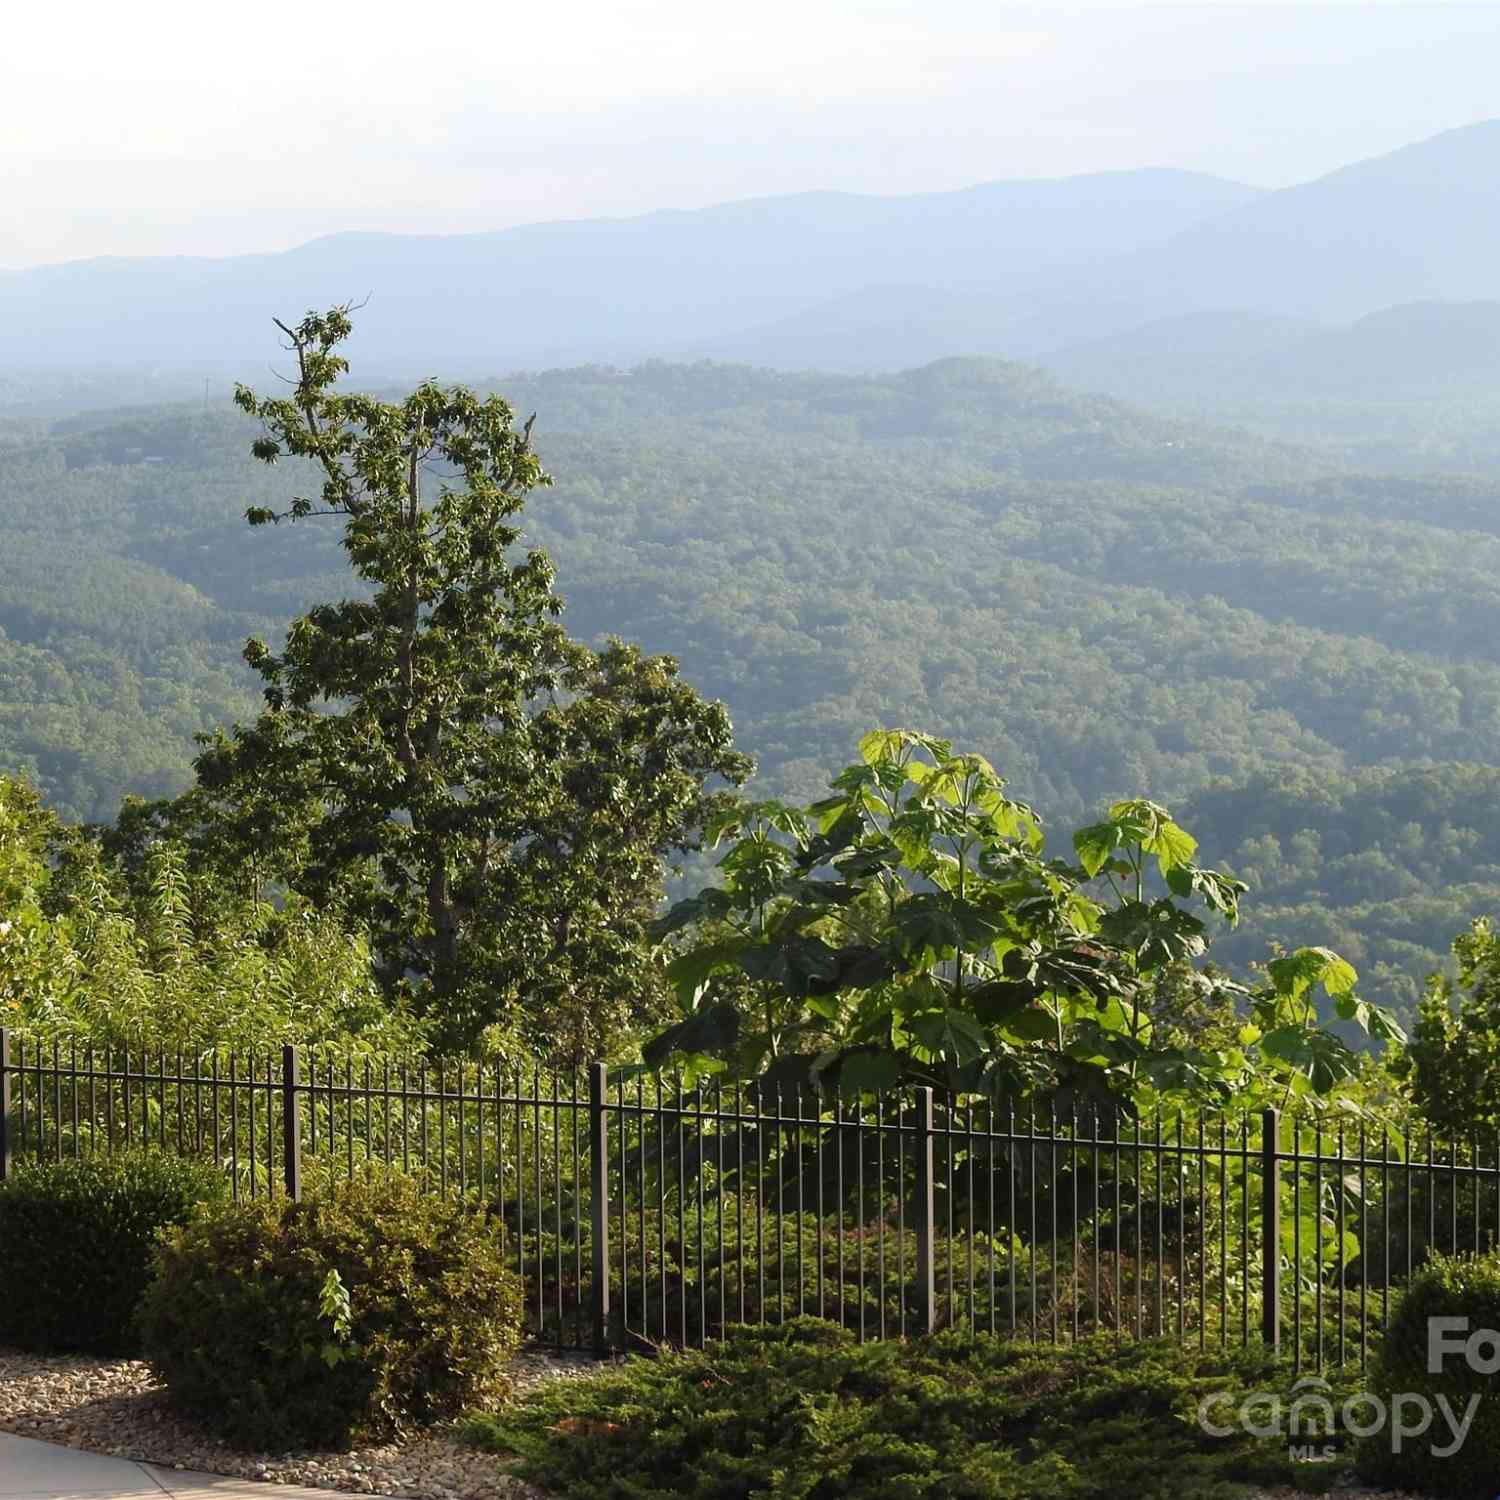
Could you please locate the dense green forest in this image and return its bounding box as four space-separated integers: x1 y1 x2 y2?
3 356 1500 1022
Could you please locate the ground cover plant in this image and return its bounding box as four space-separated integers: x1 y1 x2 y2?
464 1318 1359 1500
0 1150 227 1354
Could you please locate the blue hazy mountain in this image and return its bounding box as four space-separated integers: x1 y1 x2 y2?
688 119 1500 368
0 170 1260 372
7 120 1500 386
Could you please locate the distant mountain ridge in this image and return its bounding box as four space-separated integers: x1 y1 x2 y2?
687 119 1500 368
6 119 1500 390
0 168 1257 373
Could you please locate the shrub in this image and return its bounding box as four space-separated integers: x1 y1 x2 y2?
0 1150 228 1354
1357 1250 1500 1499
466 1318 1352 1500
138 1170 523 1449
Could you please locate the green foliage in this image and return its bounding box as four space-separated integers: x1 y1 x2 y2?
137 1170 523 1449
1178 764 1500 1030
8 363 1500 1025
1390 918 1500 1136
2 773 422 1052
0 1151 227 1354
0 772 71 1023
648 729 1401 1111
152 309 749 1055
1357 1251 1500 1499
464 1318 1348 1500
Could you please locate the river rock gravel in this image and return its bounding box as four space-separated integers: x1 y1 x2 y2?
1240 1486 1433 1500
0 1344 606 1498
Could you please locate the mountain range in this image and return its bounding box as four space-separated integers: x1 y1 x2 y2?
6 120 1500 385
0 168 1255 372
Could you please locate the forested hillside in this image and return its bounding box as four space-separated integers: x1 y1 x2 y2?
4 356 1500 1019
1036 302 1500 475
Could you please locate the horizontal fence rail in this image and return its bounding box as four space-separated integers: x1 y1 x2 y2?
2 1028 1495 1369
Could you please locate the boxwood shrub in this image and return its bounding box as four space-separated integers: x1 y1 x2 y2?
1357 1250 1500 1499
138 1170 523 1449
0 1150 228 1354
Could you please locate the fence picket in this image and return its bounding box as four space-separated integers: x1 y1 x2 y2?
1261 1107 1280 1353
281 1045 302 1201
0 1028 12 1182
6 1037 1497 1365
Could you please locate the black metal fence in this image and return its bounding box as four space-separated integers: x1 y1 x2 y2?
3 1029 1497 1370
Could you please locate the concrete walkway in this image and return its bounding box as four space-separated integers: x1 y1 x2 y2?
0 1433 368 1500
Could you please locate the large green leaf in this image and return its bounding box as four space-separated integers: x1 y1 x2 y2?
977 790 1043 849
834 840 901 880
809 944 899 995
1135 1048 1228 1095
1146 818 1197 875
910 1008 990 1066
643 1000 742 1069
739 932 842 996
797 811 866 868
1281 1213 1360 1272
905 758 961 805
717 836 796 898
858 729 900 765
779 878 862 910
1267 947 1358 1002
890 892 1005 961
649 888 736 941
1051 1056 1133 1115
663 937 750 1004
1105 798 1171 841
1065 1020 1147 1069
1164 862 1245 921
1333 992 1408 1044
1259 1024 1358 1093
967 978 1039 1026
1072 821 1119 879
1096 899 1207 969
808 790 859 832
831 1047 905 1096
1000 1001 1062 1044
757 1052 821 1096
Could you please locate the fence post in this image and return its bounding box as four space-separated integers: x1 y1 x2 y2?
589 1062 611 1351
0 1029 12 1183
282 1045 302 1201
1261 1107 1280 1352
915 1087 936 1334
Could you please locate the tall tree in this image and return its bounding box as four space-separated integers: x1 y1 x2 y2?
1391 917 1500 1135
168 306 750 1054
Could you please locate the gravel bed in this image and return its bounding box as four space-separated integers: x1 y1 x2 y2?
0 1344 607 1498
1240 1486 1431 1500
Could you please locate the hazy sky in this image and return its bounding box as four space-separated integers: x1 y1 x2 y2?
5 1 1500 269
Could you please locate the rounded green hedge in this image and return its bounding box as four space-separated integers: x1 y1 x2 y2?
0 1151 228 1354
138 1170 524 1449
1358 1250 1500 1499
